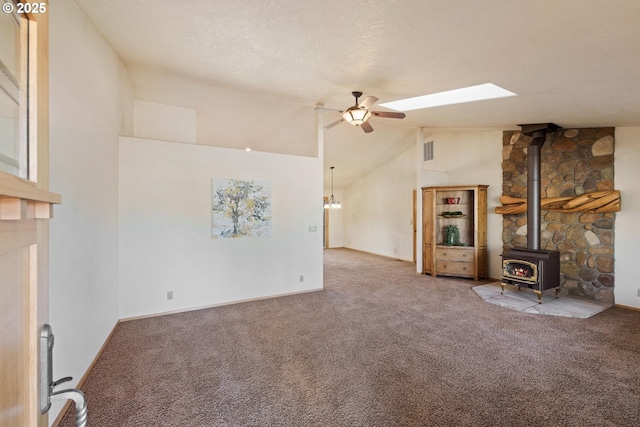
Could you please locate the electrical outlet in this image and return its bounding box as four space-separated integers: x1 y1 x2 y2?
299 275 304 282
637 289 640 297
308 225 317 232
167 291 173 300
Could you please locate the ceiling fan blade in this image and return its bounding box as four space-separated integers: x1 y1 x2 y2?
358 96 379 110
323 118 344 130
371 111 406 119
314 106 342 112
361 121 374 133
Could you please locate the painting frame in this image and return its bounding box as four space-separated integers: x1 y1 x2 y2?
211 178 272 239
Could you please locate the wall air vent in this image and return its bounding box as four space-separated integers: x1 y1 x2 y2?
423 141 434 161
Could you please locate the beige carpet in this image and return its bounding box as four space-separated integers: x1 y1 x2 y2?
58 248 640 426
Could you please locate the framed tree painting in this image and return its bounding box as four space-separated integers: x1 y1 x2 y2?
212 179 272 238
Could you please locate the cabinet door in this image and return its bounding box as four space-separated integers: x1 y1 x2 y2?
422 189 434 243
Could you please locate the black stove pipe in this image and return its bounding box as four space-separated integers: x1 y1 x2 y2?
519 123 561 250
527 132 545 250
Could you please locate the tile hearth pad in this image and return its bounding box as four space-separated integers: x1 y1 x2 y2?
473 282 611 318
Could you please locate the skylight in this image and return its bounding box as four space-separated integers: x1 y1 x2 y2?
378 83 517 112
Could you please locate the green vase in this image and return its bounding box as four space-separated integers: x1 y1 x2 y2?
444 225 460 246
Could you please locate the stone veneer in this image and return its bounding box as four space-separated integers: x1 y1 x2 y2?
501 128 615 303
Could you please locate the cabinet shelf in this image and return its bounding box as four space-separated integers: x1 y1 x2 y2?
422 185 488 280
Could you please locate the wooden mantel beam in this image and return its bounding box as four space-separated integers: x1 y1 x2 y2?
495 190 621 214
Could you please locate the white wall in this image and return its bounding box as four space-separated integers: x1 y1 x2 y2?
134 100 196 144
49 0 133 422
613 127 640 309
128 66 318 158
425 131 504 279
119 137 323 319
420 169 449 187
421 137 450 173
324 188 344 248
343 145 416 261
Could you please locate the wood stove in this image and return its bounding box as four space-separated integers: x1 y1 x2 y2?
501 248 560 303
500 123 562 303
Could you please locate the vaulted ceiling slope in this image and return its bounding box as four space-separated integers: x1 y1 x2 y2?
74 0 640 188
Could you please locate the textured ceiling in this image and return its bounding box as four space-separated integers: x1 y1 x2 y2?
73 0 640 188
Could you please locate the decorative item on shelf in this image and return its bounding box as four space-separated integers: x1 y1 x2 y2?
324 166 341 209
441 211 465 218
444 225 461 246
446 197 460 204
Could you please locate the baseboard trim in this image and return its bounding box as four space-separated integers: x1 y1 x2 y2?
120 287 324 323
335 247 412 263
614 303 640 312
51 320 120 427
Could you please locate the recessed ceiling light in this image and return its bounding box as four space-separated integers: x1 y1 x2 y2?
245 148 251 151
378 83 517 112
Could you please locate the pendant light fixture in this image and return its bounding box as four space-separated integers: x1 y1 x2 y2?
324 166 341 209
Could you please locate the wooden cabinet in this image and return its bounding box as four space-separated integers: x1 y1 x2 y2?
422 185 488 280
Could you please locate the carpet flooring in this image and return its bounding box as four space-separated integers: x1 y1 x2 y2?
58 248 640 426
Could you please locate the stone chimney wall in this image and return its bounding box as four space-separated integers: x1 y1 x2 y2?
501 128 615 303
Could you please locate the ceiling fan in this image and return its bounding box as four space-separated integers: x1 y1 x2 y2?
323 91 406 133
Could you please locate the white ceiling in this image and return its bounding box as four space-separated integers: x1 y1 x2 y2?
73 0 640 188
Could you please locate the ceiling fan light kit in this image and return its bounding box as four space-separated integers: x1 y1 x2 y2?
342 107 371 126
324 91 406 134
